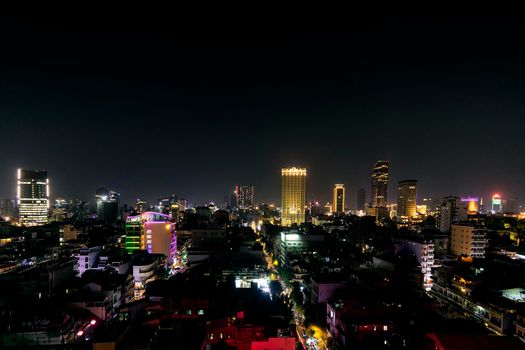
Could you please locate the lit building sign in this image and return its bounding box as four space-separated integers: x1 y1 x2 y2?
492 193 502 212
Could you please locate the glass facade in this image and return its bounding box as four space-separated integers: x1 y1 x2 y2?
397 180 418 218
371 160 389 207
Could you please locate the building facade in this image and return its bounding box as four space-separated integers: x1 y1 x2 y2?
17 169 49 226
439 196 468 233
332 184 345 214
451 223 487 258
397 180 417 219
75 245 102 276
277 231 324 267
371 160 389 208
394 237 434 290
125 212 176 263
281 167 307 227
492 193 502 213
236 185 254 209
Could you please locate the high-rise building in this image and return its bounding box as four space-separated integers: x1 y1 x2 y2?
236 185 254 209
439 196 468 233
95 187 119 222
332 184 345 214
125 211 176 263
281 167 307 227
397 180 417 218
371 160 389 208
356 188 366 211
451 223 487 258
492 194 502 213
17 169 49 226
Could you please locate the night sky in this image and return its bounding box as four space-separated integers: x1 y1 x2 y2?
1 15 525 207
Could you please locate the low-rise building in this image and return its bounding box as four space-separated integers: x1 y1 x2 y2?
75 245 102 276
132 254 160 300
277 230 325 267
125 212 176 264
451 223 487 258
394 235 434 290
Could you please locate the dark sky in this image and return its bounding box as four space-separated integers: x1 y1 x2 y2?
1 15 525 207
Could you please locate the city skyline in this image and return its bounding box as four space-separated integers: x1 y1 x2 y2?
0 164 518 209
3 14 525 349
1 15 524 206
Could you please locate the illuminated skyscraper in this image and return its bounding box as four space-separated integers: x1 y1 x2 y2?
397 180 417 218
17 169 49 226
281 167 307 227
332 184 345 214
492 193 502 212
371 161 389 207
236 185 254 209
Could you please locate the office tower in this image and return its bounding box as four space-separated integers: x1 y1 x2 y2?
17 169 49 226
371 160 389 207
281 167 307 227
236 185 254 209
332 184 345 214
357 188 366 211
451 223 487 258
397 180 417 218
95 187 119 221
125 211 176 263
492 194 502 212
